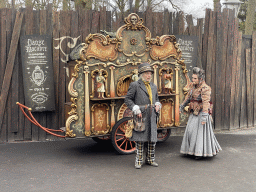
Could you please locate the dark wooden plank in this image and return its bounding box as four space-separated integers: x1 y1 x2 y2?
205 12 214 85
46 3 53 36
106 11 111 32
163 9 169 35
23 7 34 140
210 11 217 128
202 9 211 70
196 18 203 68
246 48 253 128
25 6 33 35
230 18 239 129
59 10 71 128
214 9 223 130
0 11 23 135
225 9 235 129
145 9 153 34
6 8 15 141
169 11 173 35
0 9 7 95
156 12 163 36
91 10 100 34
9 9 19 135
221 8 229 130
46 4 54 136
172 12 178 35
100 6 106 31
239 36 251 128
30 10 39 141
178 11 184 35
252 31 256 126
38 9 47 141
234 32 243 128
52 10 60 137
0 8 7 142
186 15 194 36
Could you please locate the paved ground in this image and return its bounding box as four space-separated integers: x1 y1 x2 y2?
1 128 256 192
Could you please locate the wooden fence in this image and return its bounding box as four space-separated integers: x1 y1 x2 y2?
0 6 255 142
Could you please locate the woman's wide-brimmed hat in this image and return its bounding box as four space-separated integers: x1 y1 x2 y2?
138 63 154 74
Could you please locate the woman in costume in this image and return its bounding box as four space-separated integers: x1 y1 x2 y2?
179 67 222 159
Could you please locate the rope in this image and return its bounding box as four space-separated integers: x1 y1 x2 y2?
16 102 66 138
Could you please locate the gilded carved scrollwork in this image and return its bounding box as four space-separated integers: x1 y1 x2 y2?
116 69 139 97
65 115 78 137
80 33 119 62
150 35 182 61
117 103 132 121
181 66 191 95
91 103 110 135
158 99 174 128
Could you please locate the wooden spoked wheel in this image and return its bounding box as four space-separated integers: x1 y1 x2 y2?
111 117 136 155
157 129 171 142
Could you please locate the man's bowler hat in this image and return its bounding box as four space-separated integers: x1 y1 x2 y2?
138 63 154 74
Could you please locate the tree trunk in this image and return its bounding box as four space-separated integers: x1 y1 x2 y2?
245 0 256 35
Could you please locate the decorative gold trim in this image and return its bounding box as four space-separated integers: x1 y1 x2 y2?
110 100 116 131
91 103 110 135
80 33 119 62
158 99 174 128
174 66 180 127
116 73 133 97
152 65 158 87
181 66 191 95
117 103 128 121
68 77 78 97
150 35 182 61
84 66 91 135
109 66 115 97
65 115 78 137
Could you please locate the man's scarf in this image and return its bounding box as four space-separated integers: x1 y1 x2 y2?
143 81 153 104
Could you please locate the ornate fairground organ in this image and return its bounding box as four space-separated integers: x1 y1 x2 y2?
66 13 190 154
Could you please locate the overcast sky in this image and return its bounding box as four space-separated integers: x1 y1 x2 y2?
165 0 229 19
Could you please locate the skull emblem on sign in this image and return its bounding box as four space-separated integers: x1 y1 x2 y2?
130 15 138 25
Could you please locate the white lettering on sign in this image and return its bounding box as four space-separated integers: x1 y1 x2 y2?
177 38 194 52
25 39 47 53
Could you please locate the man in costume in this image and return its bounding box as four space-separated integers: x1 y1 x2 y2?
179 67 222 159
125 63 162 169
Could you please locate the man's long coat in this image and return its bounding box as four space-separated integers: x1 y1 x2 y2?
124 79 160 142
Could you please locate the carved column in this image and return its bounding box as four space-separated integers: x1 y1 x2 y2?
110 100 116 131
109 66 115 97
174 66 180 126
84 66 91 136
153 65 158 87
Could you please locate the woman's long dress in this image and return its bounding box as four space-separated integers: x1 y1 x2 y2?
180 112 222 157
180 81 222 157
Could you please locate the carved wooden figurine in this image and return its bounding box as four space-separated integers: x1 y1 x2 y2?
96 71 106 98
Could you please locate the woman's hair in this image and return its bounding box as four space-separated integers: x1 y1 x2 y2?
192 67 205 81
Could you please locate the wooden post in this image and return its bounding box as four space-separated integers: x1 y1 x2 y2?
0 11 23 130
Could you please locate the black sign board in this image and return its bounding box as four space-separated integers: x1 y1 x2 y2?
175 35 199 78
20 35 55 112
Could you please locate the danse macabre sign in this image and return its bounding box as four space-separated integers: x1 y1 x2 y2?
20 35 55 112
175 35 199 78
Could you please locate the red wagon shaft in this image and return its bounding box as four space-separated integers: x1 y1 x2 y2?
16 102 65 138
